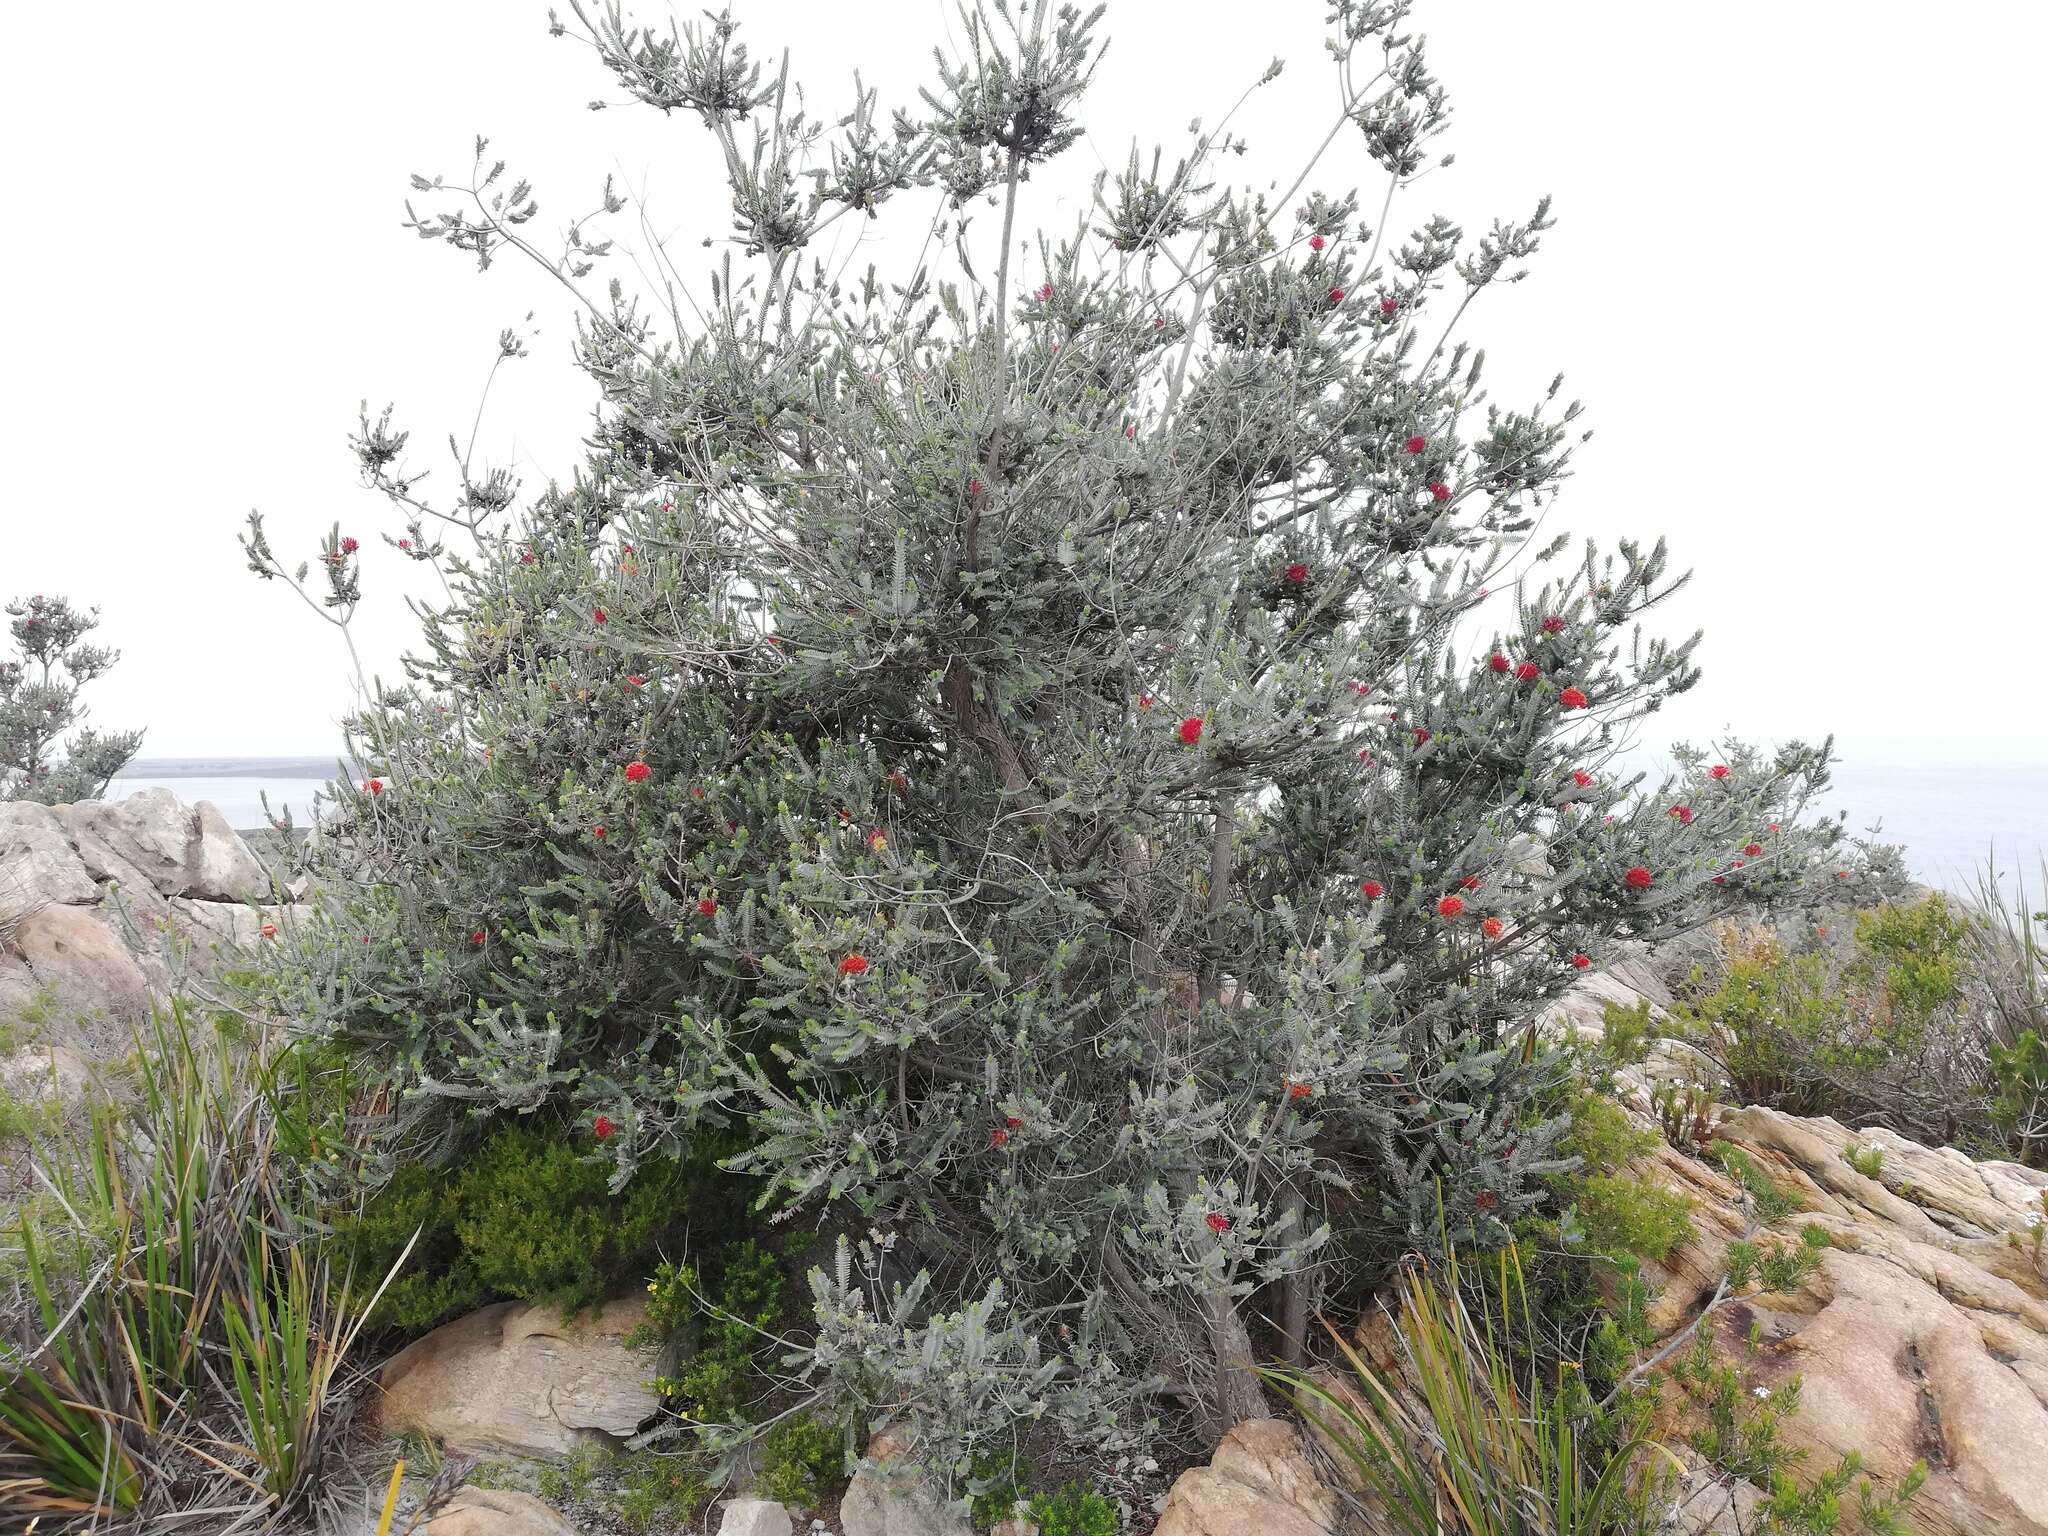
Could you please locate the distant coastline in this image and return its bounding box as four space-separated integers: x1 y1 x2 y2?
123 756 352 780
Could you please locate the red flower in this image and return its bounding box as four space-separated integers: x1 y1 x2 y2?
470 929 487 947
593 607 608 625
1037 282 1054 302
1138 693 1154 710
967 477 983 496
624 760 651 783
1360 879 1384 900
1572 770 1594 788
1404 435 1427 455
1309 233 1326 251
1412 727 1432 745
866 828 889 853
1710 764 1730 780
622 542 634 554
1357 750 1375 765
260 922 278 939
1206 1212 1231 1233
1744 843 1764 858
990 1127 1010 1147
1179 716 1203 745
1379 296 1398 314
1624 865 1653 891
593 1115 615 1141
1006 1116 1023 1129
1481 916 1505 940
1475 1190 1499 1212
1515 660 1540 682
1437 894 1466 918
1669 804 1693 825
1732 859 1746 869
1558 686 1589 710
1570 952 1592 970
1285 562 1309 585
887 769 910 793
1287 1079 1313 1100
1489 652 1511 674
1428 481 1451 501
519 547 535 564
1328 286 1346 304
1125 423 1137 439
363 777 384 796
340 536 359 554
696 896 717 917
626 675 646 689
838 953 870 976
1541 615 1566 634
398 538 411 551
592 824 607 839
1836 870 1850 880
1460 875 1481 890
1352 682 1372 696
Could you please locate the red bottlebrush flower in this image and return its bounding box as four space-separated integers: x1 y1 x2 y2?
1125 423 1137 439
887 769 910 793
626 674 646 689
260 922 278 939
1309 233 1326 251
690 786 707 801
519 547 535 564
1428 481 1451 501
967 477 983 496
866 827 889 854
1287 1079 1313 1100
593 607 608 625
1541 615 1566 634
1379 296 1398 314
1206 1212 1231 1233
1153 316 1165 329
1357 749 1376 765
398 538 411 551
1481 916 1505 940
624 760 651 783
1570 952 1592 970
592 824 607 839
1411 727 1432 746
1559 686 1589 710
593 1115 615 1141
470 929 487 947
1285 561 1309 585
1624 865 1653 891
1360 879 1384 900
1710 763 1730 780
1404 435 1427 455
622 542 634 554
1006 1116 1023 1129
1836 870 1850 880
837 953 870 976
1037 282 1053 302
1437 894 1466 918
1328 286 1346 304
1138 693 1155 710
340 536 359 554
990 1127 1010 1147
1744 843 1764 858
1460 875 1481 890
1489 652 1511 674
1732 858 1746 869
1572 770 1595 788
696 896 717 917
1352 682 1372 696
1475 1190 1499 1212
1669 804 1693 825
1713 875 1727 885
1179 716 1203 745
1515 660 1541 682
362 777 383 796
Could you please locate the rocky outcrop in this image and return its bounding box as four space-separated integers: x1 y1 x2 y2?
1543 967 2048 1536
839 1429 974 1536
372 1297 667 1457
0 789 290 1038
1153 1419 1342 1536
421 1488 579 1536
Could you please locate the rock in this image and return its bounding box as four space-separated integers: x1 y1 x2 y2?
9 902 152 1017
989 1521 1038 1536
0 802 96 923
373 1297 666 1457
57 789 270 904
718 1498 795 1536
840 1429 973 1536
1153 1419 1340 1536
0 1041 93 1105
421 1489 578 1536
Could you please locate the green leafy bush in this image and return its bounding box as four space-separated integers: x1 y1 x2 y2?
645 1238 785 1426
754 1413 847 1511
333 1123 718 1331
1028 1481 1119 1536
1555 1095 1693 1266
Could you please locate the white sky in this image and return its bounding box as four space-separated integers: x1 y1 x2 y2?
4 2 2044 761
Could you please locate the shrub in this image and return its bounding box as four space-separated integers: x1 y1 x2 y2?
645 1238 786 1426
1967 859 2048 1166
1554 1095 1693 1266
1028 1481 1119 1536
0 593 142 802
754 1413 847 1511
242 0 1870 1464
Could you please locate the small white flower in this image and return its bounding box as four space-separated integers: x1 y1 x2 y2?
2026 1210 2043 1229
1752 1386 1771 1400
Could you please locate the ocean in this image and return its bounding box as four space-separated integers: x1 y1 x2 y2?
105 744 2048 897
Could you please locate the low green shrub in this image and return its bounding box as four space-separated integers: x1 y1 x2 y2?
754 1412 847 1510
645 1238 786 1426
1028 1481 1119 1536
1843 1143 1884 1180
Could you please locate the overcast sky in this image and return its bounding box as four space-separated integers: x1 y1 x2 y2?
4 2 2044 762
